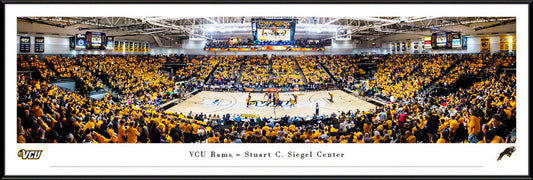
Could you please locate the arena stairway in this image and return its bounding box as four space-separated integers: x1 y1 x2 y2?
205 62 220 84
420 55 466 96
236 63 246 86
292 57 308 85
317 59 337 84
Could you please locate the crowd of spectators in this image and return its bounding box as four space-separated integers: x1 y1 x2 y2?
211 56 242 87
17 55 55 82
296 56 332 85
16 53 516 144
271 56 305 87
45 56 104 95
240 56 271 88
356 54 454 102
174 55 218 82
318 55 366 83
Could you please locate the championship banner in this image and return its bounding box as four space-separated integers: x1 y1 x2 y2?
129 42 134 52
114 41 120 51
396 43 400 51
34 37 45 53
145 43 149 52
499 36 509 51
391 44 395 51
480 37 490 52
413 42 419 50
512 36 516 51
401 42 406 51
19 36 31 52
124 42 129 52
407 41 411 48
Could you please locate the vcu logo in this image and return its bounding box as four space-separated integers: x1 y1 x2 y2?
17 149 43 160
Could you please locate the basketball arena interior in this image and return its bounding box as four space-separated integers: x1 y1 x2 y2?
16 16 517 144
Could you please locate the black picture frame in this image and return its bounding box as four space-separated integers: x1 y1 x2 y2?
3 0 531 180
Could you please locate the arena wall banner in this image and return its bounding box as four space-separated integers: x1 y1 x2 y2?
34 37 45 53
129 42 134 52
114 41 120 51
124 42 129 52
407 41 411 48
461 36 468 50
391 43 395 51
451 33 461 49
480 37 490 52
19 36 31 52
512 35 516 51
106 37 114 50
121 41 126 52
500 36 509 51
424 36 432 49
75 34 86 50
396 43 400 51
401 42 406 51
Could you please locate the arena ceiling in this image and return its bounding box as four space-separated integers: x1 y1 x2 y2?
18 16 516 46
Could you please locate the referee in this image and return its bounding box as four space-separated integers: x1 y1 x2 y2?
315 103 319 116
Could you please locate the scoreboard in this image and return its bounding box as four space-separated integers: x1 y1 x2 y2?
431 32 455 49
252 19 296 46
85 31 107 50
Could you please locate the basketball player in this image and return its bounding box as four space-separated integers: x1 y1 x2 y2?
246 93 251 107
274 91 279 103
276 99 283 109
290 98 295 108
293 94 298 104
329 92 334 102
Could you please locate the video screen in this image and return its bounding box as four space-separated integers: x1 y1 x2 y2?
252 19 296 46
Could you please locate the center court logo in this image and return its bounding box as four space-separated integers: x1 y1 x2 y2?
17 149 43 160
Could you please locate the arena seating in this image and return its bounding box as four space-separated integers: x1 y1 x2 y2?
16 53 516 144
